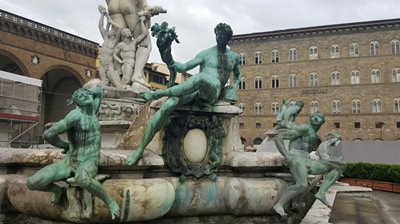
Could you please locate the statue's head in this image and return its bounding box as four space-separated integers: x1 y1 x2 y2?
327 132 342 145
214 23 233 46
294 101 304 113
67 88 93 107
121 28 132 39
309 111 325 127
108 28 117 38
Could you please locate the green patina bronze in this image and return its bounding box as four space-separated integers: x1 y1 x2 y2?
275 99 304 130
272 112 346 217
126 23 241 166
163 114 225 182
27 87 120 220
151 22 180 88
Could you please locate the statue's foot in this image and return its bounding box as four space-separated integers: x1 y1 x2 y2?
273 203 287 217
108 199 120 220
132 77 152 89
126 152 142 165
315 193 332 208
52 187 67 206
139 91 159 102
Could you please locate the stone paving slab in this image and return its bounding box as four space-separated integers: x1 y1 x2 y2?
300 182 372 224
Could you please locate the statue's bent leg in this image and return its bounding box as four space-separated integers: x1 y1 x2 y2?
141 74 207 101
121 63 134 85
99 66 109 84
127 94 196 165
108 66 124 89
27 159 71 204
314 169 341 208
132 46 151 88
126 97 180 165
75 159 120 219
273 158 309 216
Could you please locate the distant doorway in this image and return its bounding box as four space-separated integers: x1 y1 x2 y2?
41 68 82 124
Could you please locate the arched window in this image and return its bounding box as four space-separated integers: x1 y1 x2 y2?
371 69 381 83
351 70 360 84
271 75 280 88
239 77 246 89
331 71 340 85
372 99 382 113
239 52 246 65
255 102 262 115
330 44 340 58
391 39 400 55
394 98 400 112
370 41 380 56
238 103 245 114
332 100 341 114
392 67 400 82
253 138 263 145
352 99 361 114
289 74 298 87
310 100 319 113
255 51 262 64
271 49 280 63
309 46 318 60
255 76 262 89
350 42 359 57
288 48 297 62
309 72 319 86
271 102 280 115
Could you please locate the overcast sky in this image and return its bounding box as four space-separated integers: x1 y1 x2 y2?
1 0 400 64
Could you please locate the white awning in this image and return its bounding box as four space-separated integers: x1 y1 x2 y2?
0 70 42 87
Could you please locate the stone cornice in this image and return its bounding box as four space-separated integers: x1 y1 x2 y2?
231 18 400 43
0 9 99 58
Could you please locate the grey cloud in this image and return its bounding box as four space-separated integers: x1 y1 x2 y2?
1 0 400 64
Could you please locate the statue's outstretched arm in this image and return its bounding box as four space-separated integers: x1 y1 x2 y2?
113 45 123 64
98 7 107 40
232 55 242 87
89 87 104 113
274 127 304 160
175 54 203 73
43 111 80 152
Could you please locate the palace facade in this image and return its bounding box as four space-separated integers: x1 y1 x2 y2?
230 18 400 145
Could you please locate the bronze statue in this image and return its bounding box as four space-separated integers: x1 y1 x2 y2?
273 112 346 216
126 23 242 165
27 87 120 220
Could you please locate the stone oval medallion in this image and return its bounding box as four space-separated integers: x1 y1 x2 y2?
183 129 207 163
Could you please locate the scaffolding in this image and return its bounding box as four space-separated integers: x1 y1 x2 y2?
0 70 42 148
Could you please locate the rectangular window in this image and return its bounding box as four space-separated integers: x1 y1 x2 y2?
354 122 361 129
334 122 340 129
375 122 384 128
256 123 261 129
397 122 400 128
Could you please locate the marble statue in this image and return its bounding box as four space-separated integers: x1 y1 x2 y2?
26 87 120 220
113 18 151 88
151 22 180 87
272 112 346 216
126 23 242 165
98 5 124 89
275 99 304 130
104 0 166 91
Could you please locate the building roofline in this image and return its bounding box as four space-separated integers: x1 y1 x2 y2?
0 9 99 57
231 18 400 42
0 9 98 47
